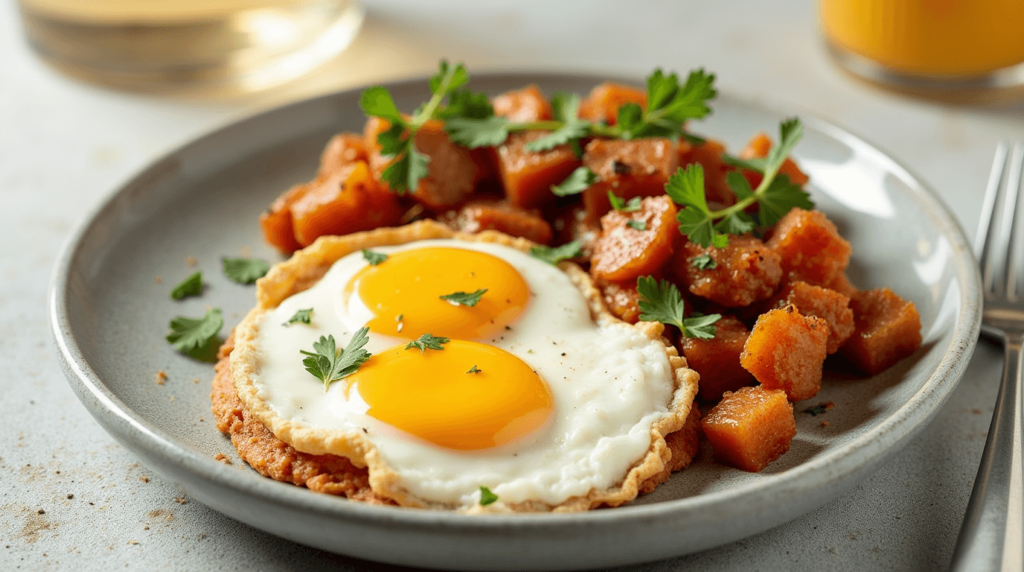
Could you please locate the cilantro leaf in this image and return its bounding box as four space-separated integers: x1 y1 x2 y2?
550 92 581 122
429 61 469 93
626 220 647 231
757 175 813 227
446 116 511 148
524 121 591 152
467 365 482 374
223 257 270 284
439 289 487 307
636 276 720 339
479 486 499 506
608 192 642 212
551 166 598 197
529 241 583 265
380 146 430 195
714 211 756 236
615 102 644 136
691 254 717 270
376 123 408 156
725 171 755 202
362 249 388 265
440 88 494 120
359 86 405 124
170 271 203 300
167 308 223 354
299 328 371 391
284 308 313 326
405 333 450 353
620 69 717 139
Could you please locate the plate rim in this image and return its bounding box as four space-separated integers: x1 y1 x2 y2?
48 70 983 555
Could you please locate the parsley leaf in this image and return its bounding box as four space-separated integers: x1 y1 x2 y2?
636 276 720 339
223 257 270 284
362 249 388 265
529 241 583 265
551 166 598 197
446 116 511 148
619 69 717 139
666 164 728 248
284 308 313 326
691 254 717 270
608 192 641 212
524 121 591 152
479 486 499 506
170 271 203 300
439 289 487 307
722 154 768 173
167 308 224 355
757 175 813 227
300 328 371 391
467 365 482 374
358 86 404 124
626 220 647 231
405 333 450 353
804 404 830 416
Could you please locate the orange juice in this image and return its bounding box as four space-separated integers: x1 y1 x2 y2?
821 0 1024 77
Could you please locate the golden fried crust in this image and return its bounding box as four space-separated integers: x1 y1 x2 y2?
226 220 701 512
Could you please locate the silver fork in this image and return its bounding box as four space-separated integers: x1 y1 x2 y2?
950 142 1024 572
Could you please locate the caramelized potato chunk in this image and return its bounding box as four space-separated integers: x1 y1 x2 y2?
365 118 487 211
319 133 368 176
582 138 679 224
738 132 809 188
491 131 581 209
841 288 923 375
591 195 679 282
442 199 553 245
768 209 852 286
701 386 796 472
679 316 755 401
578 82 646 125
290 162 405 247
678 235 782 307
741 305 829 401
768 281 854 354
599 279 643 324
492 85 552 123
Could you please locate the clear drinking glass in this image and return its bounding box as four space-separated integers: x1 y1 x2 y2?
18 0 364 95
820 0 1024 103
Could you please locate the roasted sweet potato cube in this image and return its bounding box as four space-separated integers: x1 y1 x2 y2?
492 85 552 123
290 162 405 247
591 195 679 282
767 208 852 286
578 82 646 125
490 131 581 209
701 386 796 472
768 281 854 354
678 138 735 208
259 183 307 253
319 133 368 176
676 235 782 307
841 288 922 375
738 132 810 188
597 279 648 324
365 118 487 211
582 138 678 224
442 199 553 244
741 305 829 401
679 316 755 401
825 271 857 297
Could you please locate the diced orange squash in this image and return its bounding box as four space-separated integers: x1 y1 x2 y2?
679 138 735 207
259 183 307 254
679 316 755 401
365 118 487 211
741 305 829 401
701 386 796 472
767 208 852 286
492 85 552 123
442 199 553 244
676 235 782 307
578 82 646 125
841 288 923 375
768 281 854 354
598 279 643 324
318 133 368 176
290 161 405 247
581 138 678 224
591 195 679 282
738 132 810 188
490 131 581 209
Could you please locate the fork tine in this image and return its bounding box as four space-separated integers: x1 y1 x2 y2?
978 142 1008 295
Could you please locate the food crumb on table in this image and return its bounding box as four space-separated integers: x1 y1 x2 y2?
155 371 167 385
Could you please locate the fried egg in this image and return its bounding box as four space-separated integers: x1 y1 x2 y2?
232 222 696 511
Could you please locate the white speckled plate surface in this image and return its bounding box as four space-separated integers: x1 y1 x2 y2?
49 73 981 571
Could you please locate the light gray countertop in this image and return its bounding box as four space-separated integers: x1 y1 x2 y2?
2 0 1020 570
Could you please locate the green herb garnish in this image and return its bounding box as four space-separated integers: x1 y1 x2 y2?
551 166 598 197
636 276 719 339
300 328 371 391
691 254 717 270
467 365 482 374
440 289 487 307
478 486 499 506
609 192 641 212
170 271 203 300
405 333 450 353
362 249 388 265
222 257 270 284
626 220 647 231
167 308 223 357
803 403 833 416
529 241 583 265
284 308 313 326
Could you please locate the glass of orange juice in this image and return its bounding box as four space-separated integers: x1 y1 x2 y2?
18 0 364 95
820 0 1024 102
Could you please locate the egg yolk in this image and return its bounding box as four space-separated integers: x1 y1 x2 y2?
345 340 553 450
345 247 530 340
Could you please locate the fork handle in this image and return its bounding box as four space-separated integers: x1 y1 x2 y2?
950 334 1024 572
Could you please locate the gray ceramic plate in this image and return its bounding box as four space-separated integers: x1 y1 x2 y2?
49 73 981 571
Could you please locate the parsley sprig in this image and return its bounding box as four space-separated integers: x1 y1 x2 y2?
666 118 812 248
300 328 371 392
636 276 720 339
